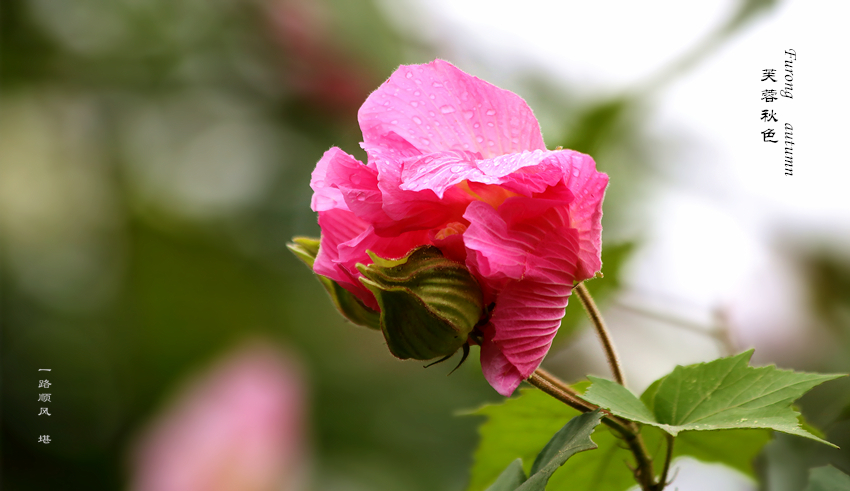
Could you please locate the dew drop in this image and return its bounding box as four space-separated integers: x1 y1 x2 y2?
473 123 480 128
463 143 469 149
463 110 474 120
429 94 436 100
414 91 421 96
487 122 495 127
410 101 419 108
391 120 398 125
429 111 435 117
488 140 495 147
406 71 413 79
413 116 422 124
432 82 443 88
421 138 430 145
440 105 455 114
475 136 484 143
486 109 496 116
451 165 464 172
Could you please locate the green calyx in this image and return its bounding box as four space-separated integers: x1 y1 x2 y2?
357 245 484 361
287 237 381 330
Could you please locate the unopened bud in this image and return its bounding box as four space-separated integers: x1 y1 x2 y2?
357 246 484 361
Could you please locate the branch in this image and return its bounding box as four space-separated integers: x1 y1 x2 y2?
575 282 626 386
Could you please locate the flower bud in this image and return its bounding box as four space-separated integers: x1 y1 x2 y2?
287 237 380 330
357 246 484 361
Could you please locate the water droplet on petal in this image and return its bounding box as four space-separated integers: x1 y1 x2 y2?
429 111 435 117
429 94 436 100
487 122 495 127
486 109 496 116
413 116 422 124
463 143 469 149
421 138 430 146
488 140 495 147
450 165 464 172
406 71 413 79
414 91 420 96
410 101 419 108
440 105 455 114
391 120 398 125
463 110 474 120
432 82 443 88
475 136 484 143
473 123 480 129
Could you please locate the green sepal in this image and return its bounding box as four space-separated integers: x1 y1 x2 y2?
287 236 380 330
357 245 484 361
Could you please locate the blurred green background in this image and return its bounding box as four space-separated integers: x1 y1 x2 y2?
2 0 849 490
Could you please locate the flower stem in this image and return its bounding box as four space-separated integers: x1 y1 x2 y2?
657 433 676 490
575 282 626 386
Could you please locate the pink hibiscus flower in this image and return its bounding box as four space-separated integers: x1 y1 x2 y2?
309 59 608 396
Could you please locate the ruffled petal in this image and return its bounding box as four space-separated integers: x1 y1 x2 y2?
321 146 391 226
358 60 545 159
313 208 373 305
464 196 582 395
310 148 352 212
364 141 472 235
557 151 608 280
480 327 524 396
487 224 580 377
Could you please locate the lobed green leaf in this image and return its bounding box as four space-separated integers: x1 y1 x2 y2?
583 351 845 445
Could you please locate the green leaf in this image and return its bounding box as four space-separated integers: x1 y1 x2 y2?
805 465 850 491
518 410 602 490
467 386 769 491
674 429 771 477
583 351 845 445
482 411 602 491
486 459 527 491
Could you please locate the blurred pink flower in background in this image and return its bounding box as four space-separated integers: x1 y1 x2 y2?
129 342 308 491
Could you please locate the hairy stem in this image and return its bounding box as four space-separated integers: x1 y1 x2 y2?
575 282 626 386
528 369 658 491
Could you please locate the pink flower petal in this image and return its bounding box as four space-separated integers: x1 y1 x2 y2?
313 208 374 306
557 152 608 280
480 328 524 397
310 147 350 212
358 60 545 160
321 146 391 226
464 196 582 395
364 141 472 235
